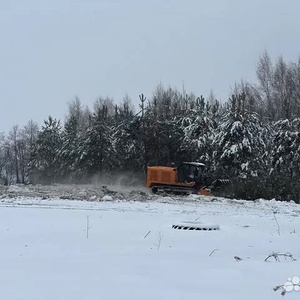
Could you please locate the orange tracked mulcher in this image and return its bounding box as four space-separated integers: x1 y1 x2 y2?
146 162 230 196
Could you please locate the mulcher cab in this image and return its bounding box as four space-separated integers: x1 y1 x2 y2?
146 162 230 196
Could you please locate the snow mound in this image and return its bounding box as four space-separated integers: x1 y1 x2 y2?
7 185 30 193
102 195 113 201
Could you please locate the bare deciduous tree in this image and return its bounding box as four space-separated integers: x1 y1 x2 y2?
21 120 39 183
66 97 91 133
9 125 21 183
256 51 275 120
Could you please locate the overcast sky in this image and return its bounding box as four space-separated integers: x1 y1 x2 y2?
1 0 300 133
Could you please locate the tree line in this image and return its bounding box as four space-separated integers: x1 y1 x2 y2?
1 51 300 202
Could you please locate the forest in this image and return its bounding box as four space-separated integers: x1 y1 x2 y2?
1 51 300 202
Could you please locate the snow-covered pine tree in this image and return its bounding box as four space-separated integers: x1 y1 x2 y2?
142 89 184 166
270 118 300 201
112 100 144 173
58 114 86 181
57 98 91 181
178 96 217 165
212 93 269 198
29 116 62 184
80 104 114 177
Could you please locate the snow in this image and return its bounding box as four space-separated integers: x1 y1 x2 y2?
102 195 113 201
230 121 242 135
241 161 249 171
242 137 250 149
230 144 238 154
0 190 299 299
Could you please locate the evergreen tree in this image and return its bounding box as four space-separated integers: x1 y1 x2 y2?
178 96 216 165
59 114 85 181
113 117 144 172
29 116 62 183
270 118 300 201
213 94 268 179
81 105 114 176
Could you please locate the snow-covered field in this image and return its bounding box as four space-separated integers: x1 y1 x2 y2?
0 184 300 299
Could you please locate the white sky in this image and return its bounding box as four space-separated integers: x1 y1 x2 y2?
1 0 300 132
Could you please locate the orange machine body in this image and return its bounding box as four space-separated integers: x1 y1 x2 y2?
146 162 215 196
146 166 195 189
146 162 230 196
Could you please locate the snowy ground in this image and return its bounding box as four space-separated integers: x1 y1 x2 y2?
0 184 300 299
